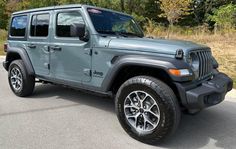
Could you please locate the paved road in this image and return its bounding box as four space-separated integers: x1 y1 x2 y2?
0 57 236 149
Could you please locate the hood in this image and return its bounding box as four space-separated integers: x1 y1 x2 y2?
108 37 208 55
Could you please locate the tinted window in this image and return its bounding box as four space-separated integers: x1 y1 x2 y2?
87 8 143 37
10 15 27 37
30 14 49 37
56 12 84 37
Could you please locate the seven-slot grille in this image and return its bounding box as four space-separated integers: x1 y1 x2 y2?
195 50 213 79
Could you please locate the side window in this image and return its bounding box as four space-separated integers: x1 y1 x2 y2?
10 15 27 37
30 14 49 37
56 11 85 37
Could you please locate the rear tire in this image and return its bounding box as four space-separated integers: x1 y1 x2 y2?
8 60 35 97
115 76 181 144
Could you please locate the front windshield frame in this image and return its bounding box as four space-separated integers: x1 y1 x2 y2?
87 8 144 37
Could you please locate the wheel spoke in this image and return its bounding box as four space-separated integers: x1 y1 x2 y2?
134 91 143 107
12 69 16 75
148 103 155 110
148 110 160 119
142 94 148 102
127 112 140 128
12 81 16 87
144 115 155 127
124 105 139 110
143 115 148 130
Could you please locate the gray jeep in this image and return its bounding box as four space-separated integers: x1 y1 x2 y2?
3 4 233 144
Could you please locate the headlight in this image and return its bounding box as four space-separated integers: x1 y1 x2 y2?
189 52 200 71
188 52 200 78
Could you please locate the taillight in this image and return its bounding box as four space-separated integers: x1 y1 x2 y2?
4 43 8 52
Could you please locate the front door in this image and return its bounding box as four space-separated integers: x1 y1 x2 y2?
27 12 51 76
49 10 92 83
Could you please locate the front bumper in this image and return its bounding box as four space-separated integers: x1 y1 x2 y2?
176 72 233 110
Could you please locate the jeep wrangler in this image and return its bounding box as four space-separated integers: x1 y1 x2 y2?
3 4 233 144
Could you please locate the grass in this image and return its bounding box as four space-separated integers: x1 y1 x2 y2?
0 29 7 55
0 40 6 55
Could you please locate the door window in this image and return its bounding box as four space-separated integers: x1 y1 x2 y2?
56 11 85 37
30 14 49 37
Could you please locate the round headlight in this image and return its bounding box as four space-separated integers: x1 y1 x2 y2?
189 52 200 71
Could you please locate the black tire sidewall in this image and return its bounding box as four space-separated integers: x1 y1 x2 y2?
8 60 35 97
8 62 24 94
116 77 179 143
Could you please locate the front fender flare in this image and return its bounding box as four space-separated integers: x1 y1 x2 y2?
101 55 191 91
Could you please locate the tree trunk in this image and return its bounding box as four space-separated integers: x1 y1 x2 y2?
120 0 125 12
167 20 174 39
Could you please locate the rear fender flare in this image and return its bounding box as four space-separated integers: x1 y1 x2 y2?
5 47 35 76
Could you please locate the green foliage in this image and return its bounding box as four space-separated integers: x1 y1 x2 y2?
208 4 236 29
0 29 7 55
0 0 235 32
0 29 7 41
159 0 193 25
0 0 8 29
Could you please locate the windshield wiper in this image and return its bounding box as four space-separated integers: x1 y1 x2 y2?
97 31 127 37
117 32 143 38
114 32 129 37
97 30 142 38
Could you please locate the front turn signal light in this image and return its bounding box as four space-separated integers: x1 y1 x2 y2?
169 69 191 77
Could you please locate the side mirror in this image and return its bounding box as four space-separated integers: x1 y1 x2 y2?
70 23 89 42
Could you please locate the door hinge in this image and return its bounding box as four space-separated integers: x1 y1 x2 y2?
84 48 92 56
83 68 91 76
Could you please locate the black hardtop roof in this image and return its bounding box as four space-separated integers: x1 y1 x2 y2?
13 4 83 15
12 4 131 17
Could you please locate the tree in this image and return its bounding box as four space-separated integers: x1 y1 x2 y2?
0 0 8 29
159 0 192 26
120 0 124 12
208 3 236 30
188 0 236 26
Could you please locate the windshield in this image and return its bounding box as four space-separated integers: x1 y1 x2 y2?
87 8 144 37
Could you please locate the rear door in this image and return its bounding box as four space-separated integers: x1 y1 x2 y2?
26 12 51 76
49 9 92 83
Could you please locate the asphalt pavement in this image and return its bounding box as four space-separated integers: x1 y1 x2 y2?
0 56 236 149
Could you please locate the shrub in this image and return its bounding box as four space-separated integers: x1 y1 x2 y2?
208 4 236 31
0 29 7 41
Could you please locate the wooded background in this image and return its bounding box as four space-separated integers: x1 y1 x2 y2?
0 0 236 31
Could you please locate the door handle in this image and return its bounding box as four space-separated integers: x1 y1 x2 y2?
28 44 36 49
50 46 62 51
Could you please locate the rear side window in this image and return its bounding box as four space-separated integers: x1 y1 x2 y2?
56 11 85 37
30 14 49 37
10 15 27 37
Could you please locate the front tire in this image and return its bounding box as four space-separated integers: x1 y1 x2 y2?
8 60 35 97
115 76 181 144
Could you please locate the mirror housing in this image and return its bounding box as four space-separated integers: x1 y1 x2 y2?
70 23 89 42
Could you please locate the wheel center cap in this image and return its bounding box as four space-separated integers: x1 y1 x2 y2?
139 108 144 113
